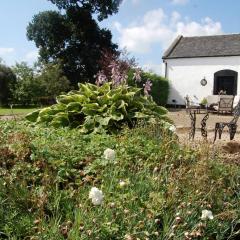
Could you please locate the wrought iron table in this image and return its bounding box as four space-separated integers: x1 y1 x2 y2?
189 99 240 142
189 110 209 140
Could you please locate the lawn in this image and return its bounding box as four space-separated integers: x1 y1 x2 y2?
0 107 39 116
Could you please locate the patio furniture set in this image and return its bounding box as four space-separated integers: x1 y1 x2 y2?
187 95 240 142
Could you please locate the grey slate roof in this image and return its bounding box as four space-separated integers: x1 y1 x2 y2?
163 34 240 59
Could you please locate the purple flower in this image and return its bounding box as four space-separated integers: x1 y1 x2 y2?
143 80 152 96
109 60 127 87
95 70 107 86
133 68 142 82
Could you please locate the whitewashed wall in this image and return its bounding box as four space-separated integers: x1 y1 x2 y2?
165 56 240 105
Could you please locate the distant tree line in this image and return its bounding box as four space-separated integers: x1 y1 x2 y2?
0 61 70 106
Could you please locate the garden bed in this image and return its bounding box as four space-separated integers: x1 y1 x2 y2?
0 120 239 239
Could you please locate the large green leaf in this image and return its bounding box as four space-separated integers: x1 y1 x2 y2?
95 115 112 126
79 83 94 97
56 94 87 104
81 103 100 115
25 110 40 122
134 112 149 119
66 102 82 112
50 112 69 128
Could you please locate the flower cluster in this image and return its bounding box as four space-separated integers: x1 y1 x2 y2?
103 148 116 160
201 210 213 220
143 80 152 96
89 187 104 206
133 68 142 82
95 70 107 86
95 60 152 97
168 124 176 133
109 60 128 86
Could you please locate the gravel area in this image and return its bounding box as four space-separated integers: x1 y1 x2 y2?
168 109 240 165
0 115 21 120
167 108 240 142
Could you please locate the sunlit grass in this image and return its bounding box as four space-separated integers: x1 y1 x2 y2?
0 107 39 116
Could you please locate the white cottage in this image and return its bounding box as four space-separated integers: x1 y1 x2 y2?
162 34 240 106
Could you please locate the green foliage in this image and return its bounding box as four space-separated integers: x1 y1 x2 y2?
36 62 70 98
141 72 169 106
127 70 169 106
27 5 118 86
48 0 122 21
0 121 239 239
201 97 208 105
12 62 70 105
0 64 16 105
26 82 169 133
12 62 44 104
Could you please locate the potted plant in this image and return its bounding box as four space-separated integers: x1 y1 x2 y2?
200 98 208 109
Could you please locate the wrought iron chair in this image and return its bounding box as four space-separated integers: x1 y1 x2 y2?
216 96 234 114
214 99 240 142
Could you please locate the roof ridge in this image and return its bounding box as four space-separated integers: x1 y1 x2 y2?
182 33 240 39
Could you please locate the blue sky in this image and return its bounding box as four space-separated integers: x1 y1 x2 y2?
0 0 240 75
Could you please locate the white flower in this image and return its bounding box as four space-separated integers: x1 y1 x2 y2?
201 210 214 220
169 124 176 132
89 187 104 206
163 122 176 133
103 148 116 160
119 180 127 188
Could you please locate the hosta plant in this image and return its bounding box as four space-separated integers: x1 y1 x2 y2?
26 82 169 133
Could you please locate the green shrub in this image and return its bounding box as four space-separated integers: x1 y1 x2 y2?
25 82 169 133
141 72 169 106
127 70 169 106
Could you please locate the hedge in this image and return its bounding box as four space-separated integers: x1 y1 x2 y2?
128 70 169 106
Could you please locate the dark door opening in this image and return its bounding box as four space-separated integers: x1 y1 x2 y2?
213 70 238 95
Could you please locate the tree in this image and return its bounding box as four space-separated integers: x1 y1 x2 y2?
0 64 16 105
27 0 122 87
12 62 44 105
48 0 122 21
12 62 70 105
97 48 137 81
37 62 70 99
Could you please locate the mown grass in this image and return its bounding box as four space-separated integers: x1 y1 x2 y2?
0 120 239 239
0 107 39 116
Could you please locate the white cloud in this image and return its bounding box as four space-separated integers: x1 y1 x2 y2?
0 48 15 55
113 8 223 54
170 0 189 5
143 63 162 75
25 50 39 62
176 17 222 37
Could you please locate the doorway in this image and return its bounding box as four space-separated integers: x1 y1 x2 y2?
213 70 238 95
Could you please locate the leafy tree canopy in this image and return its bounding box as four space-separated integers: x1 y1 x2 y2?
27 0 121 87
36 62 70 98
12 62 70 105
48 0 123 21
12 62 44 104
0 64 16 105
